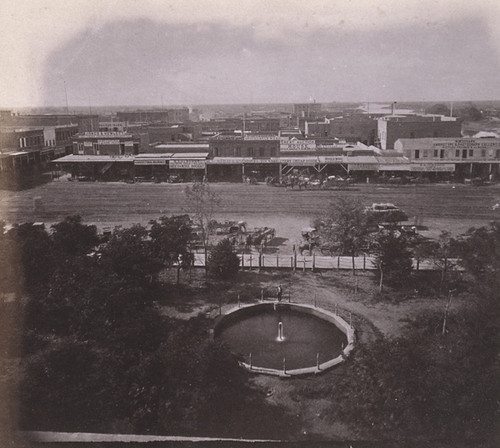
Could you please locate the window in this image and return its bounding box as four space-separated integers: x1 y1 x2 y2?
469 149 474 157
462 149 467 159
496 149 500 158
434 150 438 158
92 142 99 154
456 149 460 158
481 149 486 158
440 150 445 159
414 150 420 159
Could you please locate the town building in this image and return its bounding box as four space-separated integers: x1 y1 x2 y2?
378 115 462 150
72 131 142 156
116 107 189 124
394 137 500 180
306 114 378 145
293 102 323 119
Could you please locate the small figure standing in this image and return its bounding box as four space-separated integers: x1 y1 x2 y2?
277 284 283 302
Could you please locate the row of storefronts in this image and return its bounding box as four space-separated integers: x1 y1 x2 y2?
52 152 500 182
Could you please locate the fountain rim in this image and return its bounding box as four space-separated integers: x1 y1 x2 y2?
214 301 356 377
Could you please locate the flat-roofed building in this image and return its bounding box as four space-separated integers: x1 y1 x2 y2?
378 115 462 150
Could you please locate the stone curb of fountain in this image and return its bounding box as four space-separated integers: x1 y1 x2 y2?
216 300 355 377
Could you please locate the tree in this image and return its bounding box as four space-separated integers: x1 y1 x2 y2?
8 223 55 294
427 231 458 293
100 225 162 285
427 103 451 116
184 182 220 272
51 215 99 257
371 228 413 289
149 215 194 284
207 239 240 280
314 198 369 274
455 222 500 287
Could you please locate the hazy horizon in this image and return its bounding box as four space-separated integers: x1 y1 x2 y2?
2 0 500 108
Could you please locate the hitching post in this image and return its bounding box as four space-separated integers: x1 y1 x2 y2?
283 357 286 375
250 254 253 269
312 253 316 272
337 255 340 270
249 353 252 370
276 254 279 268
303 258 306 272
316 352 320 371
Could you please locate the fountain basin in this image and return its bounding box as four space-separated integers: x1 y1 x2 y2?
214 302 355 377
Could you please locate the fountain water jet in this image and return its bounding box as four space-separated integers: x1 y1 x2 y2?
278 321 284 341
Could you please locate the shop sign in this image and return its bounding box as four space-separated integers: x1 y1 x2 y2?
433 139 500 151
207 158 253 164
280 158 318 166
169 159 206 169
98 139 120 145
320 156 343 163
280 139 316 152
134 159 167 165
410 163 455 172
379 164 411 171
348 163 379 171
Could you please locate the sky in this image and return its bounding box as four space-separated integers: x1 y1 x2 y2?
1 0 500 108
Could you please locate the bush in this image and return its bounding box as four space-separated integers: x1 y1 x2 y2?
207 239 240 280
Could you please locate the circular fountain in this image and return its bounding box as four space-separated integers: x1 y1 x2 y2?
214 302 355 377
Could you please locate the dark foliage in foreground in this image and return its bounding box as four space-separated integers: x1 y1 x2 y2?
7 216 296 438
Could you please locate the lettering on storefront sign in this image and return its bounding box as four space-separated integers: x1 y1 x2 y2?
433 139 500 150
169 160 206 169
378 164 411 171
410 163 455 172
134 159 167 165
98 140 120 145
280 140 317 152
280 158 318 166
207 158 253 164
84 132 127 137
348 163 379 171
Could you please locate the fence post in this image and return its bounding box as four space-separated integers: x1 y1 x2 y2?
241 253 244 270
312 253 316 272
363 254 366 271
250 254 253 269
294 252 297 272
337 255 340 270
303 258 306 272
316 352 320 371
258 254 262 271
291 256 294 269
261 288 264 302
283 357 286 375
249 353 252 370
276 254 279 268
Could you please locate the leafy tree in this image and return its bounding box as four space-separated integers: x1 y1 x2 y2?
100 225 162 285
427 103 451 116
427 231 458 292
8 223 55 294
149 215 194 284
207 239 240 280
314 197 369 274
184 182 220 272
371 228 413 289
455 222 500 288
51 215 99 257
